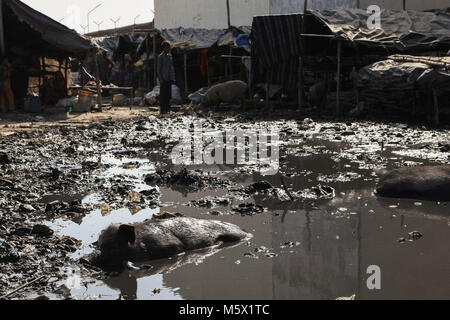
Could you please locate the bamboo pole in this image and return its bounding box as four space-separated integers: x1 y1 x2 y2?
228 47 232 80
298 5 307 109
0 0 5 56
0 275 47 300
94 53 103 111
153 33 157 87
298 55 304 108
336 40 342 117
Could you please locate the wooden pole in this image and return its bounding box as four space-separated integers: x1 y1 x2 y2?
336 40 342 117
184 53 188 97
403 0 406 10
228 47 232 80
0 275 46 300
298 55 304 108
0 0 5 56
298 3 307 109
153 33 157 87
145 35 150 88
226 0 231 29
94 53 103 111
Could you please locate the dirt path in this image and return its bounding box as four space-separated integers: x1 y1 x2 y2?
0 107 159 133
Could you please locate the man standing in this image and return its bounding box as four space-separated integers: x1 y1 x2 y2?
157 41 175 115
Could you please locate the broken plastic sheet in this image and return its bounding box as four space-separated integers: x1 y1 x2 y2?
310 8 450 51
358 55 450 88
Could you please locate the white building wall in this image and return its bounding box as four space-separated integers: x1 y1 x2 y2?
270 0 358 14
154 0 361 29
359 0 449 10
154 0 270 29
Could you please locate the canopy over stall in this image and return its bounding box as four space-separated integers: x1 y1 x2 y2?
2 0 96 59
251 8 450 90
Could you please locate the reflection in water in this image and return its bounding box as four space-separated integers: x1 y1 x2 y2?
49 137 450 300
102 244 245 300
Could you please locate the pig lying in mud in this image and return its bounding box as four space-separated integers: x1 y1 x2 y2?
376 166 450 201
201 80 248 107
87 213 250 270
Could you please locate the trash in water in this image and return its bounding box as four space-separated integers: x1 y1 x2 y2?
336 294 356 301
408 231 423 241
126 190 143 203
152 289 161 295
34 116 45 122
100 204 112 216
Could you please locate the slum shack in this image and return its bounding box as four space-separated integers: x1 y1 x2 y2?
157 26 250 97
86 25 251 108
1 0 96 112
250 8 450 118
358 55 450 125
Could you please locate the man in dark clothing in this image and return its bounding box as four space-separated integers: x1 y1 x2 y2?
157 41 175 115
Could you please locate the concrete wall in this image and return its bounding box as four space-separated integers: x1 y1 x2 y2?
270 0 358 14
358 0 450 10
154 0 269 29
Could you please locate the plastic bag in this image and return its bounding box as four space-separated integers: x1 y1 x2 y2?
145 86 160 106
171 85 182 103
56 96 78 108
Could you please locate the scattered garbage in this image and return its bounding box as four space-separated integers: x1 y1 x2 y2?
56 96 78 109
145 86 160 106
33 116 45 122
408 231 423 241
336 294 356 301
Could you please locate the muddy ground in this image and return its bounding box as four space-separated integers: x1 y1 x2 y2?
0 106 449 300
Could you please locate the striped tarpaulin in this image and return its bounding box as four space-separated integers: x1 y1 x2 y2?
251 14 302 89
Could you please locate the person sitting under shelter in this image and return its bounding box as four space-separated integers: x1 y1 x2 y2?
41 71 68 106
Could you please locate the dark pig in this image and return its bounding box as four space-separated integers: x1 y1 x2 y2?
376 165 450 201
201 80 248 107
87 215 250 270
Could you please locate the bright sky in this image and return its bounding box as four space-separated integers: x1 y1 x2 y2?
22 0 155 33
